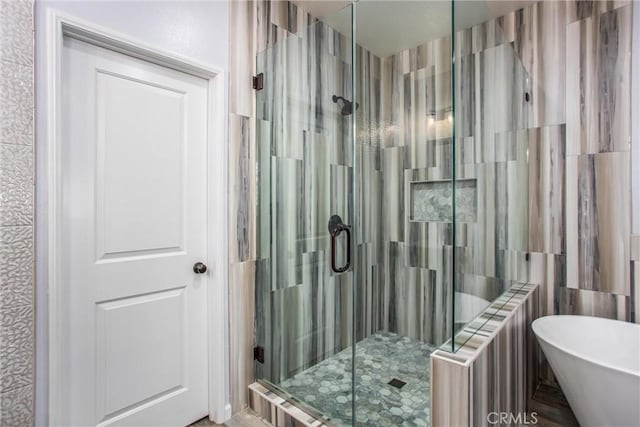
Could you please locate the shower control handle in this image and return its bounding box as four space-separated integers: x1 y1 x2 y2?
328 215 351 273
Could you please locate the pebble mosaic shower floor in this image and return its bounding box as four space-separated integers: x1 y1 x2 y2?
276 332 437 426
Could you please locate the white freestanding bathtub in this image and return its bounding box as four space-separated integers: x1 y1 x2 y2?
532 315 640 427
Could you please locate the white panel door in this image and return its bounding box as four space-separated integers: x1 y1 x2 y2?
60 37 209 427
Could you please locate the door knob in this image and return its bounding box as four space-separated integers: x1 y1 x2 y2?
193 262 207 274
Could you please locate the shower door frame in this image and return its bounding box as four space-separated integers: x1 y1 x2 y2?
252 3 359 424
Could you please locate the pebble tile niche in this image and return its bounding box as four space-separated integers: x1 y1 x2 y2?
410 180 477 223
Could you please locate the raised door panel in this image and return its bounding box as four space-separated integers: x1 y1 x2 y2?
96 72 186 260
96 288 187 422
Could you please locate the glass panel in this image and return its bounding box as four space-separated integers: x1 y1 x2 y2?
451 1 533 350
350 1 453 425
254 4 355 425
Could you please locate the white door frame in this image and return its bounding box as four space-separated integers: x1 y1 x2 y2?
40 10 231 425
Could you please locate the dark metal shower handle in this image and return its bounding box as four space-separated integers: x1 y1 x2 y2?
328 215 351 273
330 227 351 273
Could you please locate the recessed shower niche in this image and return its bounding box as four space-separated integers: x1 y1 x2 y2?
409 179 477 223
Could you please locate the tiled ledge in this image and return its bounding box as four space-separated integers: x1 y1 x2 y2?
433 283 538 365
430 283 539 427
248 382 329 427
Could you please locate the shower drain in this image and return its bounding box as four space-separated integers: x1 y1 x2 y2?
388 378 407 389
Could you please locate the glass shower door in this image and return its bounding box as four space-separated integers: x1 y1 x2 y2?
350 1 455 425
451 0 534 350
253 5 356 425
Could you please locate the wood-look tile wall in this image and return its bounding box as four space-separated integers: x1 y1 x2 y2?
520 1 634 321
228 1 337 412
380 16 531 342
455 0 634 322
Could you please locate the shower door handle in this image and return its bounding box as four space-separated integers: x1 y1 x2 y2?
328 215 351 273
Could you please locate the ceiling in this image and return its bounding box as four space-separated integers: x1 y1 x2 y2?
291 0 537 58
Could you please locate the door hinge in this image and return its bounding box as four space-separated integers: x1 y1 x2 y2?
253 346 265 364
253 73 264 91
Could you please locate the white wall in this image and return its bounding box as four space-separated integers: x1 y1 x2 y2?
37 0 229 67
34 1 229 424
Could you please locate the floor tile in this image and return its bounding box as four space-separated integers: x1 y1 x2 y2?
276 332 435 426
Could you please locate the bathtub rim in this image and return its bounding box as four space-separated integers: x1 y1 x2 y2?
532 314 640 378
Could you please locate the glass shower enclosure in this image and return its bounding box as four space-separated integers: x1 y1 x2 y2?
253 1 532 425
254 1 356 396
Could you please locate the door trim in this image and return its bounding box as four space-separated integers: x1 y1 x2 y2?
40 10 231 424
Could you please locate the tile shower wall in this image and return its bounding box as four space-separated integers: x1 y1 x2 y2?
431 0 634 394
449 0 635 396
515 0 633 321
377 34 457 346
382 0 635 340
0 0 35 425
377 21 534 344
229 2 271 410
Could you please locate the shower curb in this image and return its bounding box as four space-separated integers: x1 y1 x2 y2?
248 382 331 427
